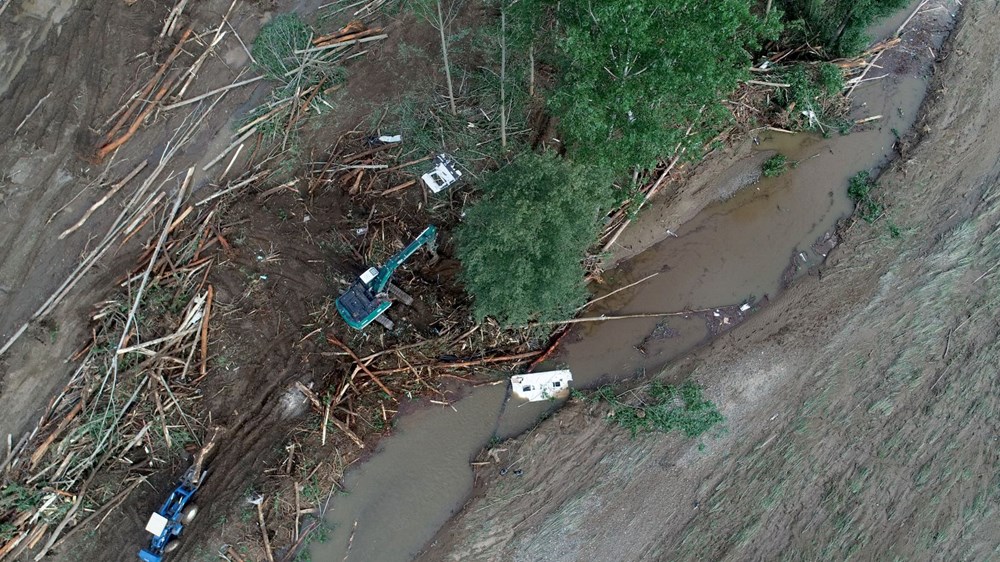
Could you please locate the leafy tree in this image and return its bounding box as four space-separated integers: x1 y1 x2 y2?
456 152 612 325
778 0 910 56
524 0 780 175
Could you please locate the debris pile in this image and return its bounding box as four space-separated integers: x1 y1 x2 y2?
0 195 220 560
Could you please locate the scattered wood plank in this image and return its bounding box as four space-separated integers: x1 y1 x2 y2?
59 160 149 240
326 334 395 399
103 26 193 144
380 179 416 196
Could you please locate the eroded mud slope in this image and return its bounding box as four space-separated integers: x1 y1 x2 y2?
420 3 1000 560
0 0 267 441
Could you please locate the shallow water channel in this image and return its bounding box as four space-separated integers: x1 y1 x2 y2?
311 3 954 560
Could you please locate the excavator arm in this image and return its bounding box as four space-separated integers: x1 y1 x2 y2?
372 225 437 293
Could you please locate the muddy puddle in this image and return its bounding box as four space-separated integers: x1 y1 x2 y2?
312 2 955 560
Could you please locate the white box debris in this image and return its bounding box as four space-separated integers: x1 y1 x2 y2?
421 154 462 193
510 370 573 402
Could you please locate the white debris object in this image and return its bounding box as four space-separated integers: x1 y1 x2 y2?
740 303 752 312
510 370 573 402
378 135 402 143
145 512 169 535
421 154 462 193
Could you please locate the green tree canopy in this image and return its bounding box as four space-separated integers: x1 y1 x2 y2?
778 0 910 56
528 0 779 175
456 152 612 325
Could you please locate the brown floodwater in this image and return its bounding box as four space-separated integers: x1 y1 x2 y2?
312 1 955 560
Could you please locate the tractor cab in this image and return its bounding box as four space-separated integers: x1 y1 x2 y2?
138 467 203 561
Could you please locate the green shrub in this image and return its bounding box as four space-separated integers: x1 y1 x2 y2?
817 62 845 96
456 152 612 325
778 62 847 130
525 0 781 175
848 170 883 223
785 63 843 110
589 381 724 438
763 154 789 177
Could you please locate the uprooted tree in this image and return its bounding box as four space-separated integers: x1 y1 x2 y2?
456 152 611 326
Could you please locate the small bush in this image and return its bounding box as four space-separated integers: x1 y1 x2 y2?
588 381 724 438
817 62 845 96
762 154 788 177
848 171 883 223
456 152 612 325
779 62 846 130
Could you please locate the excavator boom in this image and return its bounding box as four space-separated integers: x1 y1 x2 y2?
373 226 437 292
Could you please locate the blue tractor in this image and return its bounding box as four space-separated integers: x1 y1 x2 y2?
336 225 437 330
138 467 203 561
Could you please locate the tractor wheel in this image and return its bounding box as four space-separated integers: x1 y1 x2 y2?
180 504 199 525
163 540 180 553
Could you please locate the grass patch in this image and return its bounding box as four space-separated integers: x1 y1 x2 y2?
245 13 345 148
848 171 884 223
252 14 313 80
582 380 724 438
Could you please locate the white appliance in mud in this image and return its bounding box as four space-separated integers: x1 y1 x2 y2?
421 154 462 193
510 370 573 402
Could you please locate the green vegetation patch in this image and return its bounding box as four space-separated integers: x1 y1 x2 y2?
456 152 612 325
586 381 725 438
252 13 314 80
520 0 780 175
777 62 847 132
848 170 884 223
777 0 911 56
246 14 345 145
763 154 789 177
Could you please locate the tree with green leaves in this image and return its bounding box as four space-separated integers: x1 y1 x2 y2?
524 0 780 175
456 152 612 325
778 0 910 56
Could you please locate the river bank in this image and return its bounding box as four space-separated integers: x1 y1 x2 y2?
421 1 1000 559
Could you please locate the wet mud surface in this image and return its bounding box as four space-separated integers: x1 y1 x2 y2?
0 0 983 560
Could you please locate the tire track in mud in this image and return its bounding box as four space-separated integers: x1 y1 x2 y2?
0 0 165 439
0 0 161 332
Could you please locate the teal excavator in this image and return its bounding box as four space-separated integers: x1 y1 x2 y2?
336 226 437 330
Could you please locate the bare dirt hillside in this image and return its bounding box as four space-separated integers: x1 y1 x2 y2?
420 3 1000 560
0 0 271 441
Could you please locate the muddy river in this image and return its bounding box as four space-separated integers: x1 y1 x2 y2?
311 2 954 560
